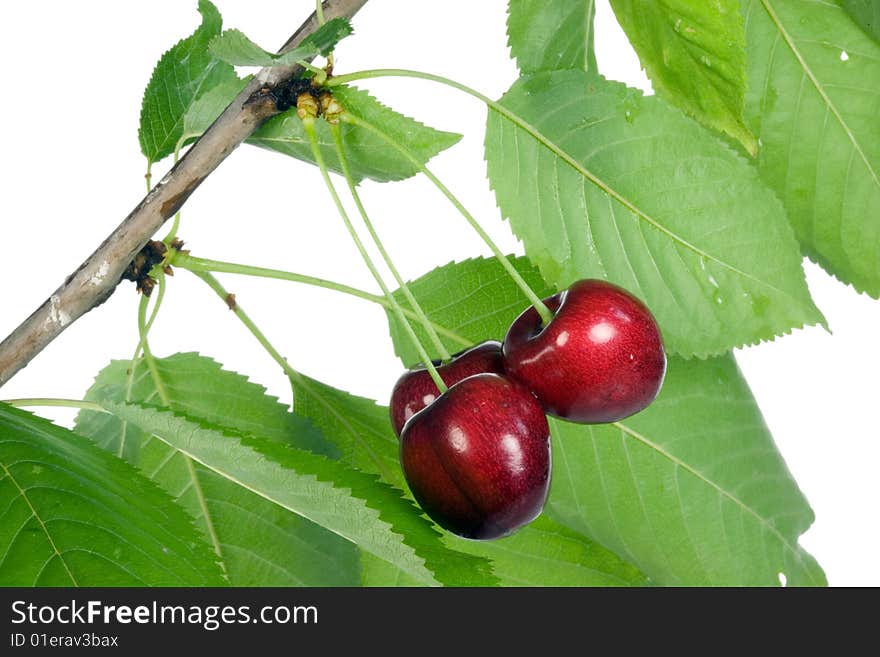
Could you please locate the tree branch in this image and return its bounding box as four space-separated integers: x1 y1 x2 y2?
0 0 369 388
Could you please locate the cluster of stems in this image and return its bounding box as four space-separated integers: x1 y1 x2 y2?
6 59 561 427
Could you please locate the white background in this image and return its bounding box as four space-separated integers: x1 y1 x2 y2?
0 1 877 586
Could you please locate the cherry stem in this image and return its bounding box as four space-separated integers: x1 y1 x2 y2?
133 272 167 361
132 155 176 420
302 117 449 393
314 1 334 71
340 110 555 327
2 398 108 414
170 252 471 348
330 123 452 362
137 283 170 407
131 147 180 403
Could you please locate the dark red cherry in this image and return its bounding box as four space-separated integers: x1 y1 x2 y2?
399 373 551 540
389 340 504 436
503 279 666 424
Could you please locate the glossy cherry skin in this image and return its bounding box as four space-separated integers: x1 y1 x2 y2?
389 340 505 436
400 373 551 540
503 279 666 424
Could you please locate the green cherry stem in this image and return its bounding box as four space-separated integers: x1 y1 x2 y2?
191 271 292 381
329 123 452 362
169 252 470 348
137 284 170 407
314 1 334 71
340 110 554 327
302 116 448 393
134 271 167 360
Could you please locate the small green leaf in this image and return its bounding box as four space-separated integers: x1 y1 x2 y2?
609 0 757 154
386 256 555 367
0 404 225 586
138 0 239 164
486 70 824 358
248 85 462 182
507 0 598 73
547 353 825 586
209 18 353 67
181 76 251 145
103 401 497 586
743 0 880 296
842 0 880 42
76 353 358 586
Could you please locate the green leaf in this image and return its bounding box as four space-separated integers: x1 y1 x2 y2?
181 76 251 145
507 0 598 74
609 0 757 154
0 404 225 586
248 85 462 182
742 0 880 297
292 373 403 490
102 401 497 586
75 353 359 586
138 0 239 164
361 515 648 587
842 0 880 43
444 515 649 586
485 70 824 358
546 353 825 586
386 256 555 367
209 18 352 67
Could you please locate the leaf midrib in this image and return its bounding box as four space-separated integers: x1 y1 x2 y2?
611 419 822 585
757 0 880 189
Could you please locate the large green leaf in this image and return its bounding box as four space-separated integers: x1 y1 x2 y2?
103 401 496 586
386 256 555 367
842 0 880 42
547 353 824 586
75 353 359 586
742 0 880 297
138 0 239 164
0 404 225 586
208 18 352 67
485 70 823 358
609 0 756 154
248 85 462 183
507 0 598 74
292 372 649 587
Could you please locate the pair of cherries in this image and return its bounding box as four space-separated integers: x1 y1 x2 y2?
390 279 667 540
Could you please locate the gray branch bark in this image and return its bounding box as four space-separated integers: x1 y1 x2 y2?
0 0 369 388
